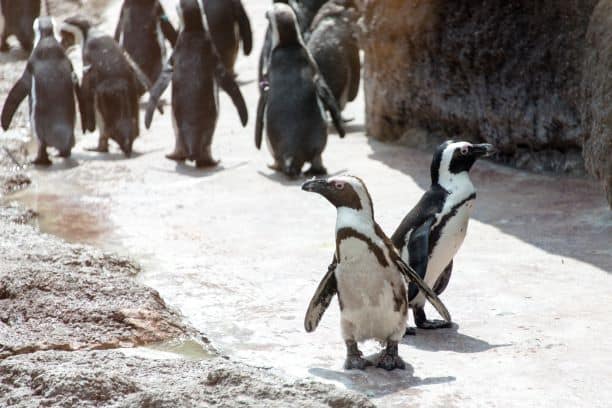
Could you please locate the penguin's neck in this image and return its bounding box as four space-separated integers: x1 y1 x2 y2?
437 171 475 199
335 206 375 238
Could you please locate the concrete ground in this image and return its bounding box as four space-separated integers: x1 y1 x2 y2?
3 0 612 406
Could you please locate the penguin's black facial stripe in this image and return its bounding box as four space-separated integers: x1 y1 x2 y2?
449 148 477 174
430 140 453 185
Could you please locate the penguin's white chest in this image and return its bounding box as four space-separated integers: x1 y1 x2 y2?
426 199 475 287
335 237 407 343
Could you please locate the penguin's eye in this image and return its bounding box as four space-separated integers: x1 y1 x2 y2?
334 182 345 190
460 146 470 155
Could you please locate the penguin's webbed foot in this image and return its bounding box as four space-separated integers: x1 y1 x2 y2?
32 156 52 166
85 146 109 153
404 327 417 336
376 341 405 371
344 340 371 371
413 307 453 330
195 158 219 168
165 151 186 162
57 150 72 158
304 164 327 176
344 355 372 370
416 319 453 330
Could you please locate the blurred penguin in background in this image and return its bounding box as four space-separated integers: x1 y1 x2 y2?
114 0 178 93
0 0 41 52
307 0 360 112
202 0 252 77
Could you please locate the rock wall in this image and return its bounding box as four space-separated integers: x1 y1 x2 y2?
581 0 612 207
358 0 612 205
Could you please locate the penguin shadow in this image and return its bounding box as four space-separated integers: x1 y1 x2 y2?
173 160 248 178
34 158 80 171
402 324 511 353
71 149 151 162
309 361 455 397
257 168 349 186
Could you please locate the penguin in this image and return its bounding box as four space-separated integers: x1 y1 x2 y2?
390 141 494 333
60 16 153 157
297 0 328 36
0 0 41 52
255 3 344 178
202 0 252 76
114 0 178 90
307 0 360 111
1 17 83 165
302 175 451 370
144 0 247 168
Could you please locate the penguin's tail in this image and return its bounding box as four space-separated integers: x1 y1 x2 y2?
97 80 138 157
50 123 75 155
283 156 302 179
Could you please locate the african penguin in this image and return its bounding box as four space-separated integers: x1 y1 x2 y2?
391 141 494 333
307 0 360 112
0 0 41 52
114 0 177 91
1 17 83 165
302 175 451 370
144 0 247 168
255 3 344 178
61 16 153 157
202 0 252 76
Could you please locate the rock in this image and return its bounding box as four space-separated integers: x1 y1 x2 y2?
581 0 612 208
0 350 375 408
0 208 193 359
358 0 612 186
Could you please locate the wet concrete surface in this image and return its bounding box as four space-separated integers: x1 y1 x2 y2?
2 0 612 406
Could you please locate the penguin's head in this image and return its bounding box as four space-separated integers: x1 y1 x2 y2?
33 17 56 47
302 175 374 215
177 0 205 32
267 3 302 49
60 16 91 50
431 141 495 186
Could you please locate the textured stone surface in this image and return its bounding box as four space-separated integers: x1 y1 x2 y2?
581 0 612 208
0 350 375 408
0 205 192 360
358 0 611 179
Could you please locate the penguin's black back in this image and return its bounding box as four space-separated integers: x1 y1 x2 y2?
30 37 76 150
118 0 163 83
171 31 217 138
85 36 136 86
204 0 239 71
266 45 326 164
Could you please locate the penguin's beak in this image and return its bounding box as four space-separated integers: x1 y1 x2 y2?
472 143 495 158
302 178 329 194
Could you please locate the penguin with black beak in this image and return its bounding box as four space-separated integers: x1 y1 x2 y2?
302 175 451 370
391 141 494 333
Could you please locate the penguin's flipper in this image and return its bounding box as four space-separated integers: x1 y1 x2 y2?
394 256 451 323
304 258 338 333
347 42 361 103
254 84 268 150
123 50 153 92
233 0 252 56
258 28 272 83
158 4 178 47
71 71 87 133
390 188 446 249
145 62 173 129
215 63 248 126
1 69 31 131
80 66 97 133
315 75 345 137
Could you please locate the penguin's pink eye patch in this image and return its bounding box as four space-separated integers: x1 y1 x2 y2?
460 146 470 155
334 181 345 190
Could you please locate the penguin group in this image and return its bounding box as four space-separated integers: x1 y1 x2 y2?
0 1 499 374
